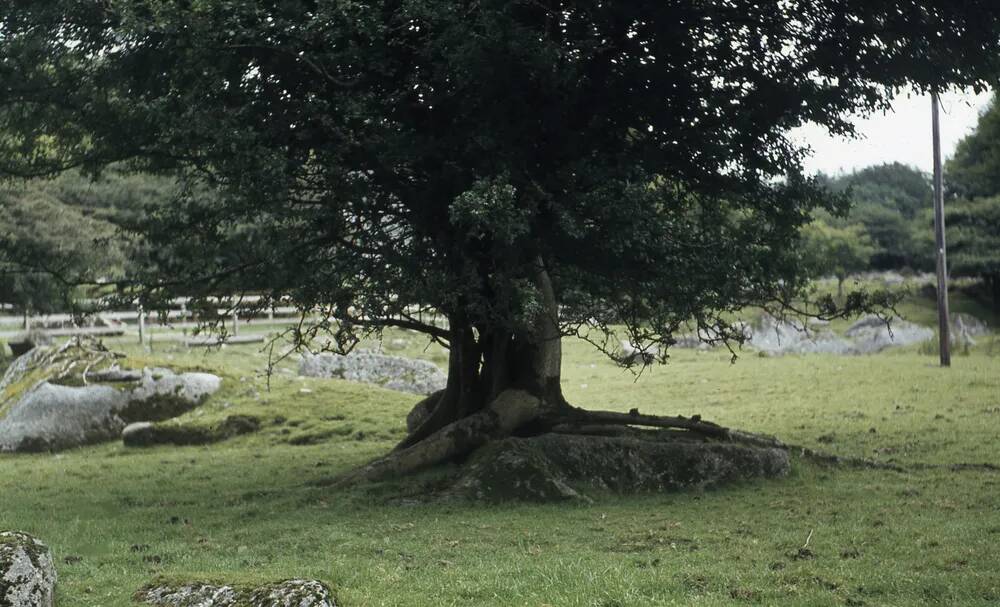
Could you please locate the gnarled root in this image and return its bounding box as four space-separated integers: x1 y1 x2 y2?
335 389 543 485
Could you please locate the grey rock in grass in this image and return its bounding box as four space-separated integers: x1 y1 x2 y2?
299 350 446 395
451 433 789 502
0 368 222 453
619 340 658 364
123 414 260 448
123 368 222 420
136 579 336 607
122 421 156 445
0 531 57 607
950 313 990 347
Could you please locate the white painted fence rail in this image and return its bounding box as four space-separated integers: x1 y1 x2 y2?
0 297 304 342
0 297 446 344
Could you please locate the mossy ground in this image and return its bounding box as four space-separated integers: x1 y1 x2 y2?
1 289 999 606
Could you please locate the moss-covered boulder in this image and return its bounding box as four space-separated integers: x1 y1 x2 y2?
135 579 336 607
450 433 790 502
123 415 261 447
0 531 56 607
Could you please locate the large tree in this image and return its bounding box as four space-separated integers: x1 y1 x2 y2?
2 1 1000 479
945 94 1000 313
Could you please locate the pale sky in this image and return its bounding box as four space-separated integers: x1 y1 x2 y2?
792 88 993 177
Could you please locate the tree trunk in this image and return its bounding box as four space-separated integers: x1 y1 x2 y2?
990 274 1000 318
377 257 568 472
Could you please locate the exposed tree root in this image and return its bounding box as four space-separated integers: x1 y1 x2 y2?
550 408 731 438
333 389 542 486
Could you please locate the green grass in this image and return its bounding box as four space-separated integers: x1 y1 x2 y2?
2 323 1000 605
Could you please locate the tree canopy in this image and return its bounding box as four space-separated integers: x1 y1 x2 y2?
3 1 1000 478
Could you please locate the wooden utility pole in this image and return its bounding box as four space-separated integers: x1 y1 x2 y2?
931 92 951 367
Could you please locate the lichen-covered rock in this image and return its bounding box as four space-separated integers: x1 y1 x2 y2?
0 382 127 452
0 531 57 607
299 351 446 395
0 368 222 453
135 579 336 607
123 415 260 448
451 433 790 502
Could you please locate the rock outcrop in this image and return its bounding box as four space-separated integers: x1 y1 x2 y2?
299 350 446 395
747 316 855 355
0 361 222 452
450 432 790 502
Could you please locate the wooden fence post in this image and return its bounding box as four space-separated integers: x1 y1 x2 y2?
138 305 146 345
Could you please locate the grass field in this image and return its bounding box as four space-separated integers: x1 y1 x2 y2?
2 295 1000 606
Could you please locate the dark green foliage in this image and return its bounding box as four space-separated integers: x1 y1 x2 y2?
946 94 1000 200
943 94 1000 312
946 197 1000 313
836 162 933 220
948 198 1000 276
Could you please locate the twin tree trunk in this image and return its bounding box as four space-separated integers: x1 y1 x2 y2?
400 259 566 448
342 260 569 483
